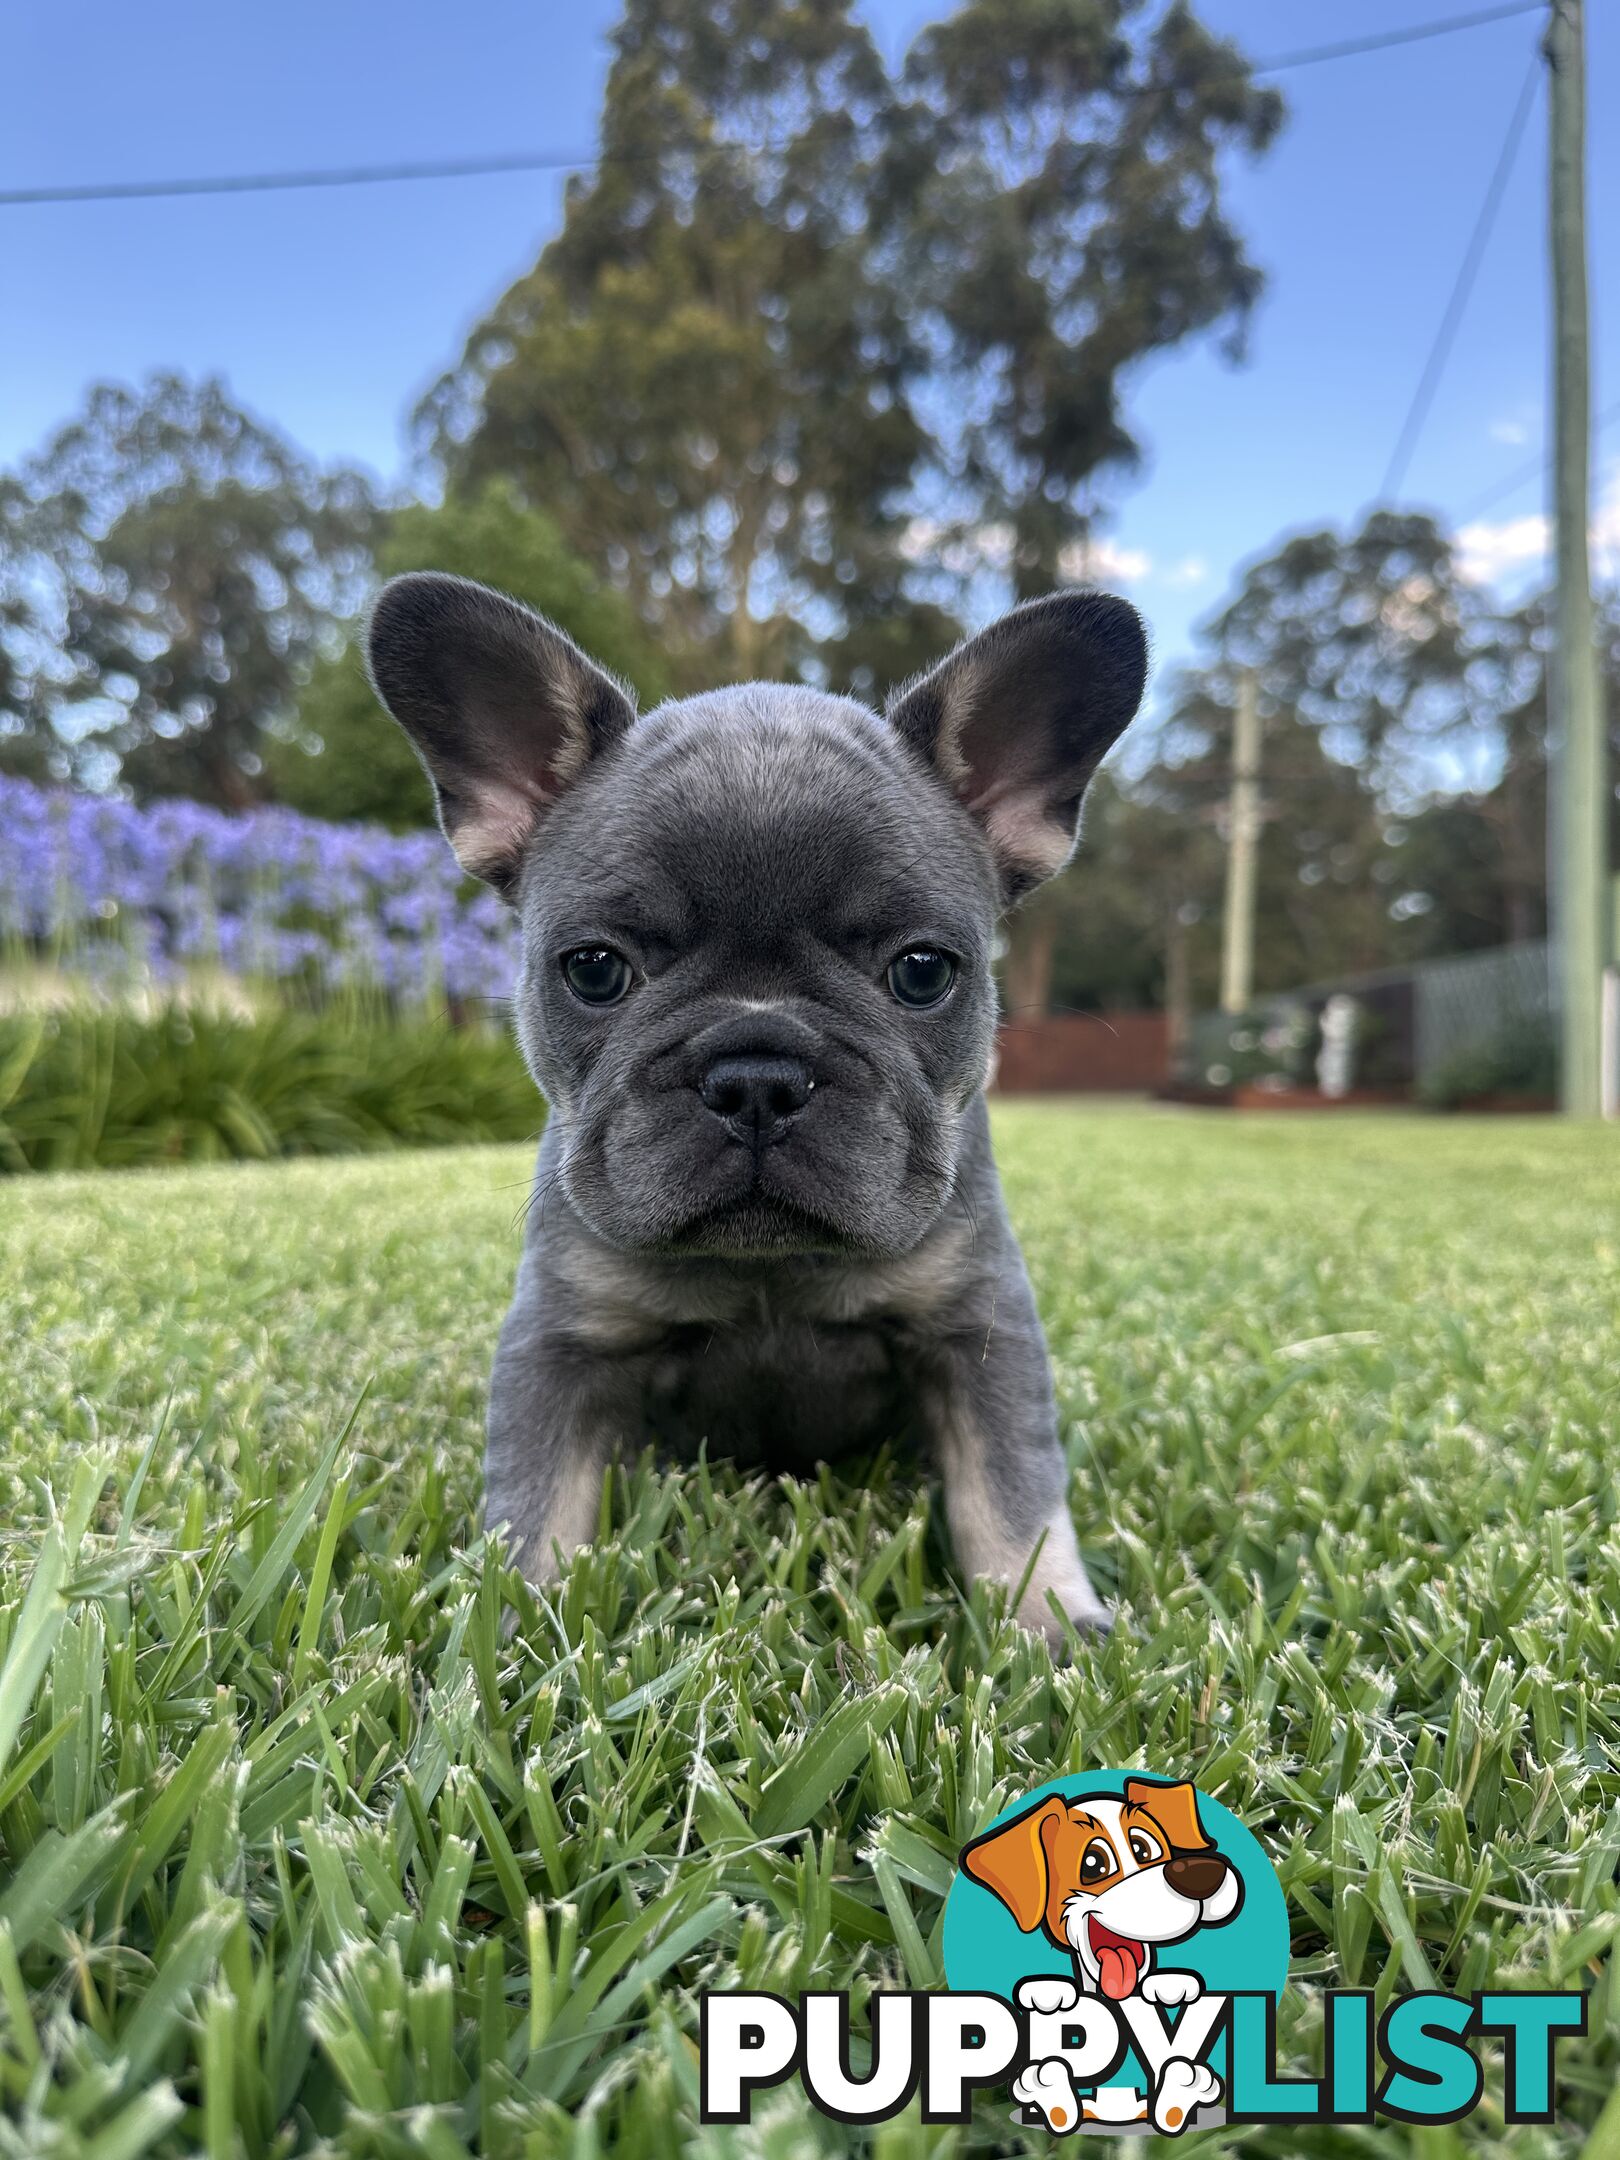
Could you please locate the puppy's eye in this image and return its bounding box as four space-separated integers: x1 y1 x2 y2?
887 947 957 1007
561 946 633 1006
1079 1840 1115 1884
1128 1830 1162 1866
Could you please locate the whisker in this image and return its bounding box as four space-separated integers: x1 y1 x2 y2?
1009 1004 1122 1036
951 1179 980 1257
513 1158 567 1238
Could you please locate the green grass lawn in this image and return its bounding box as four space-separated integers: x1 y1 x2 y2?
2 1104 1618 2157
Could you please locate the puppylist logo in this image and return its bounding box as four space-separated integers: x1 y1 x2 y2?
701 1772 1587 2133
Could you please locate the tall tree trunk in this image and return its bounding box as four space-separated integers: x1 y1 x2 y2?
1164 904 1191 1072
1003 911 1057 1020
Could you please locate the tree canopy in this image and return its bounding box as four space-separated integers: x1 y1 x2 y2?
1 375 374 806
1010 512 1619 1022
418 0 1283 673
418 0 925 685
895 0 1283 596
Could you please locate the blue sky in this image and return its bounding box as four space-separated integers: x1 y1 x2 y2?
4 0 1614 707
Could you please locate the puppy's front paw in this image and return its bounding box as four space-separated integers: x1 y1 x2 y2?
1013 2057 1082 2135
1151 2058 1222 2135
1013 1576 1113 1647
1007 1508 1112 1645
1015 1975 1080 2015
1140 1969 1203 2008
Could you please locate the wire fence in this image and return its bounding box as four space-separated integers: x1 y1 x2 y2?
1412 940 1552 1080
1184 939 1555 1099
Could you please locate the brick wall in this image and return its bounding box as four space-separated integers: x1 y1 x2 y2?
993 1012 1169 1094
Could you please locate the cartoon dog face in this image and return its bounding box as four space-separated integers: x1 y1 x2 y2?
961 1780 1242 1999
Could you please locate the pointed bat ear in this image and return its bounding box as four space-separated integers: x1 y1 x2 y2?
1125 1779 1213 1853
961 1797 1067 1933
886 591 1147 903
366 571 637 894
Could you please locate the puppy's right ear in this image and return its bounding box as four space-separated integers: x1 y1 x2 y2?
961 1797 1064 1933
366 572 636 893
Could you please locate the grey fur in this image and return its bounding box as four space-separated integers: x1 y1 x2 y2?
367 576 1147 1643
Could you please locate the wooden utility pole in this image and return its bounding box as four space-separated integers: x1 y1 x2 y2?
1546 0 1608 1115
1219 669 1262 1015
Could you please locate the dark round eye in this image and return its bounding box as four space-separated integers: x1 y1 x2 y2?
887 947 957 1007
561 946 633 1005
1128 1830 1161 1866
1080 1840 1114 1884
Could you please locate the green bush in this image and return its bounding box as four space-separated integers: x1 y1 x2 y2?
1419 1015 1558 1110
1184 1001 1318 1090
0 1004 544 1172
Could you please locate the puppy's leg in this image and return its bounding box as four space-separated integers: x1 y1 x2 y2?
484 1297 629 1585
934 1393 1108 1641
924 1282 1109 1642
485 1410 613 1584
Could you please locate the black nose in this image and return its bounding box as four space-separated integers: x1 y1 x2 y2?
699 1054 814 1145
1164 1852 1229 1902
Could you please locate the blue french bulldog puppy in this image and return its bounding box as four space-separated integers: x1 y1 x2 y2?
367 575 1146 1640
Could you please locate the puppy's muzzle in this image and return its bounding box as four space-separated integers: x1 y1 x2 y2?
699 1053 814 1149
1164 1851 1231 1901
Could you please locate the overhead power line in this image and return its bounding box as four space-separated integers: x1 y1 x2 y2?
1379 54 1541 503
0 146 603 210
0 1 1548 211
1257 2 1543 75
1456 396 1620 524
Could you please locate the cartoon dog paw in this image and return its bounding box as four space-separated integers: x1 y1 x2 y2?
1013 2056 1082 2135
1015 1975 1081 2016
1151 2057 1222 2135
1140 1969 1203 2008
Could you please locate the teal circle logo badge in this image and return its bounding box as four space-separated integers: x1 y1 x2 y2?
941 1773 1289 2134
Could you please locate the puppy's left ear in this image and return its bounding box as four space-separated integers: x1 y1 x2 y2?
961 1797 1066 1932
1125 1778 1213 1854
367 571 636 894
888 591 1147 902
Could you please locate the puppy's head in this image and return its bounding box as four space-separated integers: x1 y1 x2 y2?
962 1780 1242 1999
367 575 1145 1258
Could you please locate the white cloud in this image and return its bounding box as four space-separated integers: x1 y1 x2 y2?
1456 460 1620 584
1056 536 1152 585
899 518 1153 587
897 518 1015 577
1489 416 1530 447
1455 511 1548 583
1164 555 1209 588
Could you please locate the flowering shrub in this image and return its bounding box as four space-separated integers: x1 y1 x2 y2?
0 775 517 1005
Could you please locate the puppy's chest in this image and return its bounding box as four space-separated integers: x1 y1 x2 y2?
640 1314 922 1472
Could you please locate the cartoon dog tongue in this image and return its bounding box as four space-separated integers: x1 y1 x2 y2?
1089 1919 1146 2000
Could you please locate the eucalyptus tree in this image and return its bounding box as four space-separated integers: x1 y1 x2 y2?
420 0 1284 679
5 373 374 806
